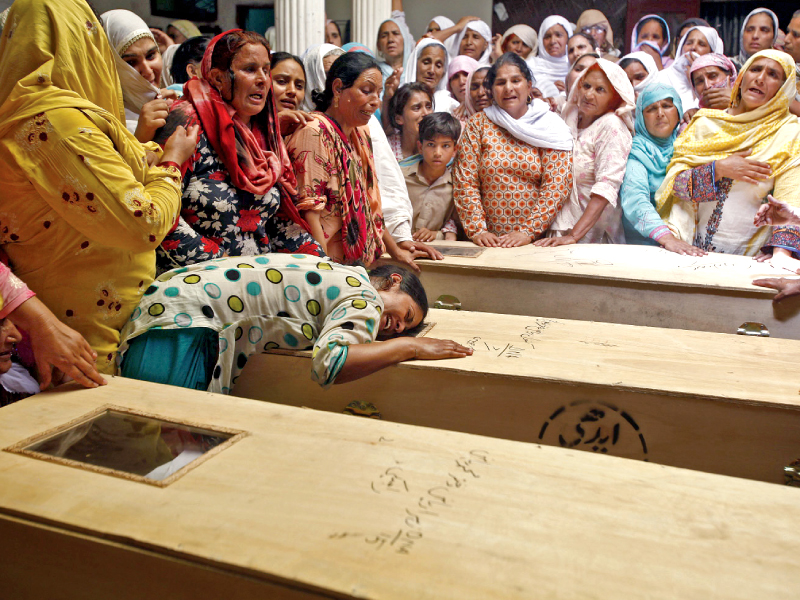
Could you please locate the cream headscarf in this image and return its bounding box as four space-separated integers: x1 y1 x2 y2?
656 50 800 232
101 9 162 122
561 58 635 135
576 10 618 60
501 25 538 58
169 20 202 40
0 0 127 137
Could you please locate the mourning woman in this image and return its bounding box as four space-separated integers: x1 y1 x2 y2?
120 256 472 393
657 50 800 264
155 30 322 272
454 53 573 248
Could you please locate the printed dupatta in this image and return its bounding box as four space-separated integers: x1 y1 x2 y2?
317 114 384 264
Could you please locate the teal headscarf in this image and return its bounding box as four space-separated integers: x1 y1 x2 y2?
629 82 683 185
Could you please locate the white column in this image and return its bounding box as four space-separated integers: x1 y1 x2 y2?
352 0 391 55
275 0 325 57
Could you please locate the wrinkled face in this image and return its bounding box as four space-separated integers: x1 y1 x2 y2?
643 97 680 138
459 29 488 59
543 24 568 58
271 58 305 111
122 37 163 86
492 63 533 117
416 45 446 92
419 134 456 170
577 68 617 122
581 23 607 48
566 55 595 94
326 21 342 47
785 18 800 62
0 318 21 375
691 65 729 96
449 71 469 103
738 57 785 112
568 36 593 65
396 90 433 134
623 60 649 88
335 68 383 127
211 43 270 125
470 69 491 110
377 21 404 59
504 34 533 58
743 13 774 56
682 30 712 56
637 20 665 48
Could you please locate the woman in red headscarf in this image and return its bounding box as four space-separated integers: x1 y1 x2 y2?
155 30 322 271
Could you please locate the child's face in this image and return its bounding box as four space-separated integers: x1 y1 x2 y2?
418 134 456 170
0 318 22 375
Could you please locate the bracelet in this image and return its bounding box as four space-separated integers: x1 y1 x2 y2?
156 161 180 170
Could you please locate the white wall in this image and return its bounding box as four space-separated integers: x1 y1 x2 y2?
326 0 492 44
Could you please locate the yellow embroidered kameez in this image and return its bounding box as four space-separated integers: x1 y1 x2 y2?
0 0 183 373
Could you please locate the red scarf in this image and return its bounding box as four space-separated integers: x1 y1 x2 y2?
170 30 311 233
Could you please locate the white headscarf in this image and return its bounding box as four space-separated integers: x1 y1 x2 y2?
400 38 449 91
376 17 415 79
453 20 493 66
484 100 573 151
620 51 659 94
737 8 779 66
529 16 574 97
431 16 459 57
161 43 179 87
652 26 724 111
101 9 161 119
301 43 344 112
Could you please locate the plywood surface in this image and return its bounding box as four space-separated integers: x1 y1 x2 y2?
413 242 795 293
361 309 800 408
2 378 800 599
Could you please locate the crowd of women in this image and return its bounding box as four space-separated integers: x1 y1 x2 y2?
0 0 799 404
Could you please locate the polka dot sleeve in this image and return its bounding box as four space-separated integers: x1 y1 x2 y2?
310 277 382 388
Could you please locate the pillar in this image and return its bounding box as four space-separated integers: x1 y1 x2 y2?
275 0 325 57
352 0 391 54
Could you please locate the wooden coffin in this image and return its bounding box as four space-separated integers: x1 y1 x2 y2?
382 242 800 339
2 377 800 599
234 308 800 484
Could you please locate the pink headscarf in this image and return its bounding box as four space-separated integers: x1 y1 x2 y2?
688 53 738 109
447 55 479 95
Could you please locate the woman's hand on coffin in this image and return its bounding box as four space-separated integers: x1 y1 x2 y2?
409 337 473 360
752 277 800 302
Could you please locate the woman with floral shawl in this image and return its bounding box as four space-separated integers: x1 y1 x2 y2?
657 50 800 264
155 30 322 272
0 0 197 374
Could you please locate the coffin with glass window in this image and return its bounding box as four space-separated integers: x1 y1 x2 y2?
2 377 799 598
380 242 800 339
234 307 800 485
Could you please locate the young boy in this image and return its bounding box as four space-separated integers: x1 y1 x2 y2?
401 113 461 242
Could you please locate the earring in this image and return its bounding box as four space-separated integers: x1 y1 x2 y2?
334 96 339 109
527 95 533 103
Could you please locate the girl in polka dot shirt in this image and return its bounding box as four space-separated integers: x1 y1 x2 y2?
119 254 471 393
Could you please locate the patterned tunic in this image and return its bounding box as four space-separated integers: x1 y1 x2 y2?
453 111 573 240
0 108 182 373
156 130 321 273
119 254 383 394
550 112 632 243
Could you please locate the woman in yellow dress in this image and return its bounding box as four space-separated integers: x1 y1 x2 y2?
0 0 197 374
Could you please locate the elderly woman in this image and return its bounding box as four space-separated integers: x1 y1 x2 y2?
454 53 573 248
651 26 723 111
453 20 493 66
398 38 455 113
386 83 433 161
492 24 538 62
120 256 472 393
689 53 737 110
0 0 198 374
155 30 322 271
657 50 800 264
565 52 601 96
301 44 345 112
529 16 574 98
733 8 779 71
539 58 634 246
620 82 702 255
576 9 619 61
101 10 179 142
